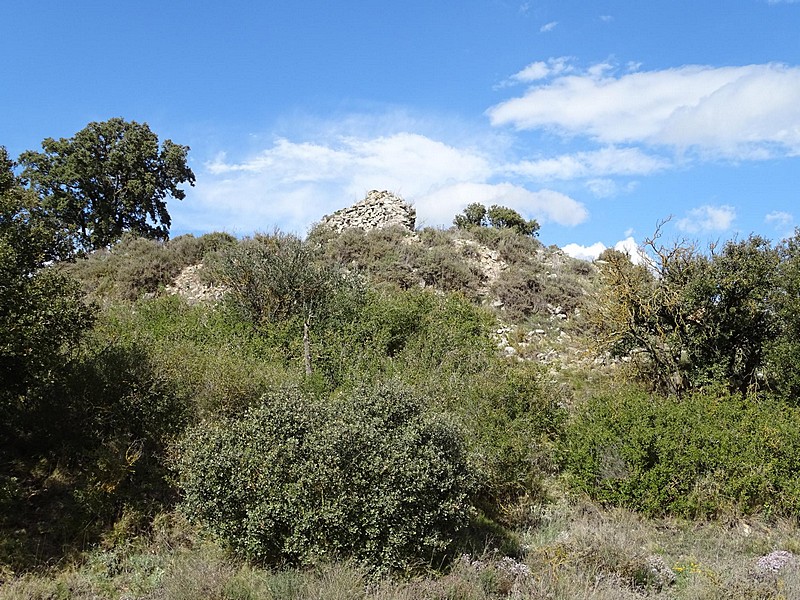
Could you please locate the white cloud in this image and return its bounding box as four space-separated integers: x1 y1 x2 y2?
765 211 796 239
599 15 613 22
585 178 641 198
540 21 558 32
765 210 793 226
504 146 667 180
587 179 639 199
676 205 736 233
183 131 588 234
488 62 800 158
562 241 607 261
207 133 492 188
613 236 645 264
344 133 493 195
512 61 550 82
585 178 617 198
508 57 571 84
561 236 645 264
417 182 588 227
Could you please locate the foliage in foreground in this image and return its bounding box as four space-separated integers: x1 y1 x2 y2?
3 503 799 600
176 384 474 570
566 387 800 517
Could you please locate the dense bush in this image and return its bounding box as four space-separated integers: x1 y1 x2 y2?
565 388 800 517
491 267 544 320
62 231 235 301
207 233 366 378
309 225 421 289
311 287 566 524
309 224 484 295
0 325 190 569
1 148 95 418
590 234 789 397
97 296 291 416
176 384 474 571
465 364 566 524
208 233 345 326
310 287 496 393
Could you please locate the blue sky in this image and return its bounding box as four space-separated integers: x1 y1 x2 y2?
3 1 800 258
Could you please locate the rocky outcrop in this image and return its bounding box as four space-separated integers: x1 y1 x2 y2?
319 190 415 233
165 264 225 305
753 550 797 581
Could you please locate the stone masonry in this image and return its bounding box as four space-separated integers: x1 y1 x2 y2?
319 190 416 233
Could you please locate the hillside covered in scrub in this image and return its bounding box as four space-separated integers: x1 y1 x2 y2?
3 126 800 598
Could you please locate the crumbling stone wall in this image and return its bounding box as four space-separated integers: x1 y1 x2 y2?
319 190 416 232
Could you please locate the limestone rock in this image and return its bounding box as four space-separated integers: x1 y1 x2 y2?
165 263 226 305
319 190 416 233
753 550 797 580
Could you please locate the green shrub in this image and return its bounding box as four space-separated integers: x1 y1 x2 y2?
465 363 566 525
312 287 496 390
453 203 539 237
461 224 542 264
453 202 487 230
175 384 475 571
96 296 290 416
169 231 237 265
416 245 482 296
565 388 800 517
311 288 566 525
486 205 539 237
62 231 235 302
207 233 355 326
491 267 544 320
309 224 421 290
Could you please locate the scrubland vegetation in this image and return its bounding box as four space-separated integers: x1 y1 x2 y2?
3 124 800 598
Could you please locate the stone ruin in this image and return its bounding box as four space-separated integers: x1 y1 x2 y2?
318 190 416 233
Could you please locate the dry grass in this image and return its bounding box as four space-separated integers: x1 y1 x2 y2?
2 503 798 599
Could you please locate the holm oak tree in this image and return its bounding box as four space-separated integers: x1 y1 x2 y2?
19 118 195 254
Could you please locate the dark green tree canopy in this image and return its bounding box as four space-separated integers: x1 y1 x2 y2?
19 118 195 253
454 202 539 237
453 202 488 229
0 146 95 408
592 230 785 397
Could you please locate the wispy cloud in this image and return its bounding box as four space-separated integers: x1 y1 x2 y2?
585 178 638 198
503 146 668 180
676 205 736 233
497 57 572 88
764 211 795 239
488 61 800 159
765 210 793 226
539 21 558 33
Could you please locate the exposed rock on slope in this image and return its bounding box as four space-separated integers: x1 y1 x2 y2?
165 264 225 305
319 190 416 232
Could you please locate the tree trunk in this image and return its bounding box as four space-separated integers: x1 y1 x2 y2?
303 317 312 376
